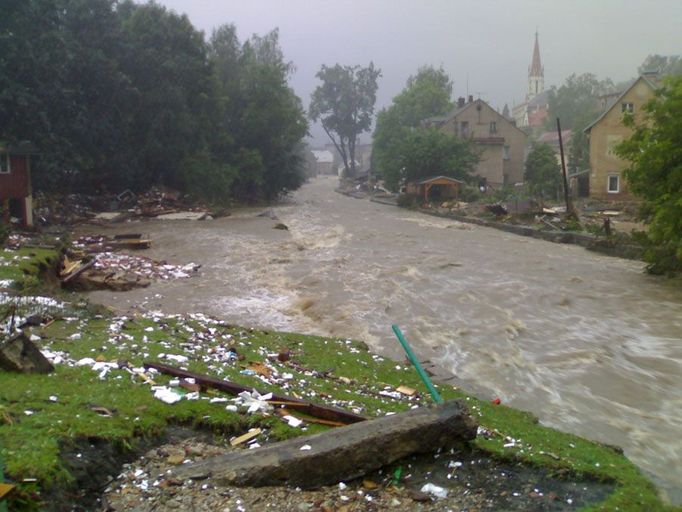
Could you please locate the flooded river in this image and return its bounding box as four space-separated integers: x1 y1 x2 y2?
89 177 682 502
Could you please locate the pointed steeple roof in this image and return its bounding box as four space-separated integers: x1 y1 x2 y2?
529 31 543 77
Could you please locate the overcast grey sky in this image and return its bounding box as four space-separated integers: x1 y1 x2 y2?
156 0 681 144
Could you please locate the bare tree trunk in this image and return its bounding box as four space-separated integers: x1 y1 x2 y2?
321 125 349 176
348 135 356 177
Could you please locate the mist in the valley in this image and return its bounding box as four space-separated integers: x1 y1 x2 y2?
154 0 682 144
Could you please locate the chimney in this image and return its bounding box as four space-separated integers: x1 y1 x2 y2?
468 95 474 103
457 97 465 108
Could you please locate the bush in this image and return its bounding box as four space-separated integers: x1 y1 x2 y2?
397 193 420 208
459 185 482 203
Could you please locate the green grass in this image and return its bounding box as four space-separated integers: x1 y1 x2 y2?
0 247 58 292
0 248 678 511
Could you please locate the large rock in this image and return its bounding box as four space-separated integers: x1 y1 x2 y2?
172 400 477 488
0 333 54 373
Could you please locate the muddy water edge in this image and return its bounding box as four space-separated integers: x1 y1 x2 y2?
83 176 682 504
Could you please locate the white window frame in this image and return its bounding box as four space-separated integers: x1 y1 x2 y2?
0 154 10 174
621 102 634 113
607 174 620 194
489 121 497 134
503 145 510 160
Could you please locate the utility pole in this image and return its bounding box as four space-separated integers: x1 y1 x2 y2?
556 118 577 219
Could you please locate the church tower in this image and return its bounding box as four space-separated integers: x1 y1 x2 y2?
527 31 544 100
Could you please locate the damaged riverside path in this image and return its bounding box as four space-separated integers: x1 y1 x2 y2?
0 238 677 511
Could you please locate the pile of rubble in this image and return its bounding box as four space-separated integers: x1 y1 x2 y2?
60 251 199 292
33 187 229 227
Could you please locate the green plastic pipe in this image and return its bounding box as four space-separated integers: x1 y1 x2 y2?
392 324 443 404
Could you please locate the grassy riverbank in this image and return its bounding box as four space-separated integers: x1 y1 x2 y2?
0 246 677 511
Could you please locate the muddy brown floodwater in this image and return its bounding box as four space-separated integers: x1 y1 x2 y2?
86 176 682 504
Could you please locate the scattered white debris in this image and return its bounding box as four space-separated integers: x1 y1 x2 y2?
153 387 183 404
421 483 448 499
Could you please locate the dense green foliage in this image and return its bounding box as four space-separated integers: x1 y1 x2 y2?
0 1 307 202
524 143 561 205
372 67 477 190
309 63 380 177
546 73 616 175
392 128 478 189
616 76 682 275
546 73 616 131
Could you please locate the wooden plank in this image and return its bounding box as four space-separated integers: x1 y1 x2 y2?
61 258 96 284
230 428 262 447
171 400 477 488
144 361 366 425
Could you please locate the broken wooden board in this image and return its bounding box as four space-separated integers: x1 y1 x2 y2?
145 361 366 425
171 400 477 488
230 428 262 447
396 385 417 397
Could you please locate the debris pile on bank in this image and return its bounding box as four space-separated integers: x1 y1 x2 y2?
59 236 199 291
33 187 229 226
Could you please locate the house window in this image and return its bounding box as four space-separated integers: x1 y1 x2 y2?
459 121 469 138
489 122 497 134
503 145 510 160
621 102 634 113
607 174 620 193
0 155 10 174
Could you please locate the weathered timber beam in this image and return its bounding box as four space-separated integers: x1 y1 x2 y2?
143 361 366 425
171 400 477 488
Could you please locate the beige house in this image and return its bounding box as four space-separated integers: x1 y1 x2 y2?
584 73 658 200
427 97 527 187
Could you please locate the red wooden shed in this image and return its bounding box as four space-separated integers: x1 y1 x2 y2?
0 141 35 228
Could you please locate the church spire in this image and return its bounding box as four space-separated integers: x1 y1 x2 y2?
529 31 543 77
527 31 545 99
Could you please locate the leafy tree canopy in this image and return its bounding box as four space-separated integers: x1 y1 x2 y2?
546 73 616 131
0 1 308 204
395 128 478 187
372 66 457 190
309 63 381 177
524 143 561 205
616 76 682 275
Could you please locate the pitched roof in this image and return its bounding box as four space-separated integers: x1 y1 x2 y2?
529 32 543 77
425 99 527 136
416 176 463 185
528 89 550 108
583 75 659 133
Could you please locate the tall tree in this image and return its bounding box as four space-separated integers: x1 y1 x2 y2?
309 63 380 177
118 1 214 191
546 73 615 131
524 143 561 206
393 128 478 188
209 26 308 201
372 66 454 190
616 76 682 275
